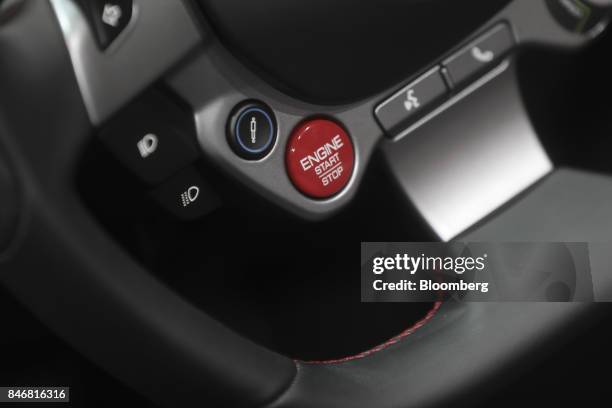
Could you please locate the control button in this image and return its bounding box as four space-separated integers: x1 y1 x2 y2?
99 91 200 185
150 166 221 220
443 24 515 87
227 101 277 160
77 0 133 49
546 0 612 33
286 119 354 199
375 67 448 137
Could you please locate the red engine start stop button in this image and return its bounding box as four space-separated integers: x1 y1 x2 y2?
286 119 355 199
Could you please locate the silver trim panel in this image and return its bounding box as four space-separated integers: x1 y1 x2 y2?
382 61 553 241
49 0 202 124
168 44 381 220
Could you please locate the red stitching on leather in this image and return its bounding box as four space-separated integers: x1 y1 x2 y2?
298 301 442 365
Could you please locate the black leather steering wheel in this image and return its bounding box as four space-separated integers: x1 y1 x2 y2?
1 0 612 406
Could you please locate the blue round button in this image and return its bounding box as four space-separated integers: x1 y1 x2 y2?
228 102 277 159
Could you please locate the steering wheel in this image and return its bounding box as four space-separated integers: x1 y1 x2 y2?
1 0 612 406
